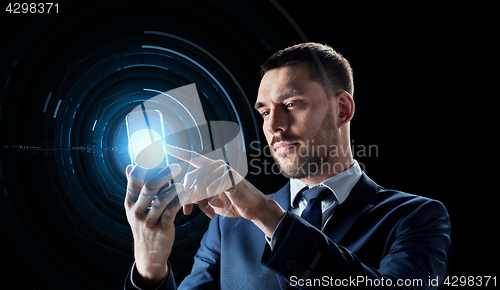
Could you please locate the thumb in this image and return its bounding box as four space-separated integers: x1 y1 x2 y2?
125 164 133 178
183 204 193 215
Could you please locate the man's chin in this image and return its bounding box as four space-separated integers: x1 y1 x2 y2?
275 158 306 179
274 154 297 167
280 166 307 179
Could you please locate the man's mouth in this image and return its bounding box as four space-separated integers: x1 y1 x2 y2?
273 142 299 154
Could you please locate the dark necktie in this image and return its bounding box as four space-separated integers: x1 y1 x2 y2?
300 186 331 229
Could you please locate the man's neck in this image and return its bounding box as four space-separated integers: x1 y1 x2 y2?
300 156 354 186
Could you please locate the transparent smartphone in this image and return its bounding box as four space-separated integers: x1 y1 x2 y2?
126 108 168 183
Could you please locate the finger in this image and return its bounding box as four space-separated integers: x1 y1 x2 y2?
207 192 225 208
198 198 215 219
205 164 235 199
148 183 183 220
135 166 182 214
165 144 213 168
185 160 226 201
174 188 194 208
129 163 148 182
136 183 182 216
144 163 182 191
183 204 193 215
125 164 148 205
160 192 184 224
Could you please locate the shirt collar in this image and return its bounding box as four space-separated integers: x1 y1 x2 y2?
289 160 363 206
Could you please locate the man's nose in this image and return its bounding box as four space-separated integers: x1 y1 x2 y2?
266 109 288 135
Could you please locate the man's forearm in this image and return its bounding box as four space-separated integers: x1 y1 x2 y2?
251 198 286 238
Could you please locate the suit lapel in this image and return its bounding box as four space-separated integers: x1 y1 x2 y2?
267 175 378 289
272 182 291 210
323 173 378 244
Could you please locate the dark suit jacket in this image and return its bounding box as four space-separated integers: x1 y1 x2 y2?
125 173 451 289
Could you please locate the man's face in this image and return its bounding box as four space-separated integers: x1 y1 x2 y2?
255 63 340 179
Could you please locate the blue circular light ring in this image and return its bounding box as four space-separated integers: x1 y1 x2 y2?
46 41 246 254
142 45 247 150
52 66 219 235
143 30 260 145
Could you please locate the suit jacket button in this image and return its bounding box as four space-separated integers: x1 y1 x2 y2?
286 259 296 269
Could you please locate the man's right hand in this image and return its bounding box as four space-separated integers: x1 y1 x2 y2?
124 163 185 289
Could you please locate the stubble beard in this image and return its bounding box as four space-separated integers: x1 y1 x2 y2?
270 109 339 179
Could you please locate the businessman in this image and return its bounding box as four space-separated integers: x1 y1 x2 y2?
124 43 451 289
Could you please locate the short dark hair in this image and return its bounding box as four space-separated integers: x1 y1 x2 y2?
260 43 354 97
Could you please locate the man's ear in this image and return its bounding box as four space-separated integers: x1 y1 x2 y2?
336 91 354 128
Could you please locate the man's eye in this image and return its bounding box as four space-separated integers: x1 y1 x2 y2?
286 103 295 108
260 111 269 117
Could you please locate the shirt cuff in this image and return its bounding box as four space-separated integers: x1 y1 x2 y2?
265 211 288 250
130 261 170 290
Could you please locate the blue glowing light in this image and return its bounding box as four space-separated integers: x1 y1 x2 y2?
53 99 62 118
128 128 165 168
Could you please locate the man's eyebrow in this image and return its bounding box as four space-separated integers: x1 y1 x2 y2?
254 89 299 110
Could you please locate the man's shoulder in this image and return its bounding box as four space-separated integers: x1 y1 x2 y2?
376 185 446 210
368 185 449 231
351 172 446 209
339 172 449 223
377 186 435 204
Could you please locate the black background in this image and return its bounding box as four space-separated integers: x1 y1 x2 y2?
0 0 496 289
